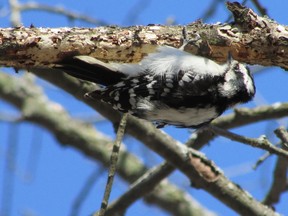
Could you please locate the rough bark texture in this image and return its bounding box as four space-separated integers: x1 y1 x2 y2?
0 2 288 69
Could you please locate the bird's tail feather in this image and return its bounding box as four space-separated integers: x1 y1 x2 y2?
55 56 125 86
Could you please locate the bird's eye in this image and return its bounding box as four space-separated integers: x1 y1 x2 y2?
234 64 240 72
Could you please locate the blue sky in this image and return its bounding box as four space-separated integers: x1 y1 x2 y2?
1 1 288 216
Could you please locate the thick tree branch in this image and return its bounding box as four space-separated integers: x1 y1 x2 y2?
1 2 288 69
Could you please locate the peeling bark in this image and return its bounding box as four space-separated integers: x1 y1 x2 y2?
0 2 288 69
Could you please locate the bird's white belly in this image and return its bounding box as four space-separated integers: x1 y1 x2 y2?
144 106 218 127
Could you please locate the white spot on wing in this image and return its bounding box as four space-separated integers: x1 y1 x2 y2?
181 74 192 82
137 99 155 111
114 81 125 87
129 97 136 108
131 79 139 83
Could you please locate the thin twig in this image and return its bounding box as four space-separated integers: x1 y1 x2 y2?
70 167 105 216
24 127 43 183
105 162 174 215
19 2 108 26
123 0 151 25
96 113 128 216
253 143 283 170
274 127 288 147
251 0 268 16
0 123 19 216
200 0 223 22
209 125 288 159
8 0 21 26
0 112 21 122
253 152 271 170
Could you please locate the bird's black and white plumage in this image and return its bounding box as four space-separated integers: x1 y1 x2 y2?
56 45 255 128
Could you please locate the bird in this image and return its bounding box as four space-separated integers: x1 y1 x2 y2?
55 38 255 128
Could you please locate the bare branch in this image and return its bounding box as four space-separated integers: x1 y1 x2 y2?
209 125 288 159
123 0 152 25
0 123 19 216
105 159 218 216
200 0 223 22
263 127 288 206
253 152 271 170
97 113 128 216
8 0 21 26
275 127 288 147
1 3 288 69
214 105 288 129
128 129 279 216
70 167 105 216
19 3 108 26
189 104 288 150
251 0 268 16
0 112 21 122
106 162 173 215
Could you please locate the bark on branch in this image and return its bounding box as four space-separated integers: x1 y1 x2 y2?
1 2 288 69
